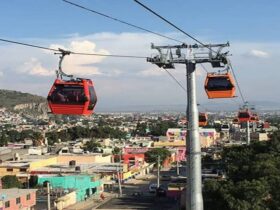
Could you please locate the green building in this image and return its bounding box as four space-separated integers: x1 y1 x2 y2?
38 175 102 202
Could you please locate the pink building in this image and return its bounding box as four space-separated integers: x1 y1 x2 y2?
0 188 37 210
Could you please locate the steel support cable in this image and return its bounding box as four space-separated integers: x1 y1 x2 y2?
0 38 147 59
200 63 209 73
62 0 184 44
133 1 248 104
0 37 187 91
134 0 218 53
228 62 246 104
0 38 60 52
163 69 187 93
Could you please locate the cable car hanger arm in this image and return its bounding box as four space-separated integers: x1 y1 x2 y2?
54 49 73 79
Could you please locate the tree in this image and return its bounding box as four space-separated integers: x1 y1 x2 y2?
1 175 22 189
150 120 177 136
85 140 102 152
112 147 121 155
145 148 171 165
203 130 280 209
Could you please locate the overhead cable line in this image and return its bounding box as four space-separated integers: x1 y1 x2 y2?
228 62 246 104
163 69 187 93
0 38 146 59
62 0 184 44
61 0 210 96
134 0 217 53
0 38 60 52
200 64 209 73
0 38 188 93
134 0 248 104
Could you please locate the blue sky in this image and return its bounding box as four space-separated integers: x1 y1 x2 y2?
1 0 279 41
0 0 279 111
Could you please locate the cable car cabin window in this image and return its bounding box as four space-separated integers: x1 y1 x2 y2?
238 112 250 118
199 116 207 122
88 86 97 110
206 77 233 91
50 85 87 104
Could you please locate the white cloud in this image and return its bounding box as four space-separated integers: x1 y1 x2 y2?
138 67 165 77
1 33 280 108
20 58 54 77
248 49 269 58
0 71 3 77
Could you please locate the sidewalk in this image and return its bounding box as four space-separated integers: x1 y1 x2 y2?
64 192 116 210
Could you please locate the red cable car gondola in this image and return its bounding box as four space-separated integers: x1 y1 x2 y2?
199 113 208 127
47 49 97 115
204 72 236 99
238 109 252 123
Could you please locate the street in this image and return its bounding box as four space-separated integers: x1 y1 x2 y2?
97 167 182 210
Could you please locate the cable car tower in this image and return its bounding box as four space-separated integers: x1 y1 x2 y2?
147 42 230 210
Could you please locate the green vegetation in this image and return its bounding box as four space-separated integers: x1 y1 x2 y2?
112 147 121 155
1 175 22 189
0 129 42 146
0 89 45 109
133 119 177 136
46 126 127 145
145 148 171 166
266 117 280 129
85 140 102 152
203 131 280 210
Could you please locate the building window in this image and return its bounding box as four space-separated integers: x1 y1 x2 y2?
26 194 31 200
20 168 27 172
16 197 21 204
5 201 10 208
6 168 13 172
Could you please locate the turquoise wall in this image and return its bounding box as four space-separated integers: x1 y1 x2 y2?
38 175 102 202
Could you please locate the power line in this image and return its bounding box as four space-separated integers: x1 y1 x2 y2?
134 0 216 53
62 0 184 44
0 38 147 59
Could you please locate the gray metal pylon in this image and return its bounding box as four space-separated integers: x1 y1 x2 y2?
186 61 203 210
147 42 229 210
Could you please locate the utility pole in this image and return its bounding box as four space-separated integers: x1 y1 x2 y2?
147 42 229 210
116 164 123 197
47 182 51 210
246 121 250 145
117 150 123 197
157 155 160 188
176 149 180 176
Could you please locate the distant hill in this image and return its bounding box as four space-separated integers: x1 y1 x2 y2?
0 89 48 117
0 89 46 109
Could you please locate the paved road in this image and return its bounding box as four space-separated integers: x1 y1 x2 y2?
97 170 179 210
97 196 178 210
